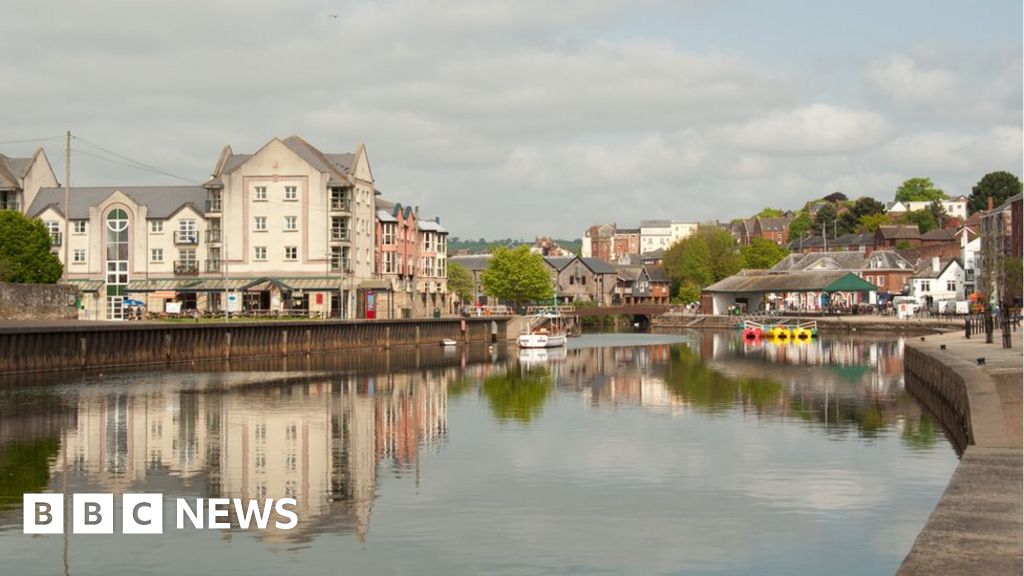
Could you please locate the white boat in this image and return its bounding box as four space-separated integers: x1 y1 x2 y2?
517 331 567 348
440 338 458 347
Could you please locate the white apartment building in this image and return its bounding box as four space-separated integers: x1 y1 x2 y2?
640 220 697 254
887 196 969 220
20 136 410 320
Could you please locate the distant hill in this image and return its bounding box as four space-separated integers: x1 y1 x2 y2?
449 237 581 255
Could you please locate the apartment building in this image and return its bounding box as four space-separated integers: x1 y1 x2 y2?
12 136 446 320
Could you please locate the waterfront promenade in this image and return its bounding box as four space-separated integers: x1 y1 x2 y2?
899 330 1023 575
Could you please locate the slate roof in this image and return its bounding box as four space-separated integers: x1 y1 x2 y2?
912 258 962 279
544 257 575 271
29 186 207 219
864 250 914 270
448 255 491 272
418 219 447 233
877 225 920 239
771 251 866 272
376 209 398 223
216 136 355 187
580 257 616 274
640 220 671 228
0 154 31 189
645 266 670 282
756 217 793 231
921 229 956 241
830 232 873 247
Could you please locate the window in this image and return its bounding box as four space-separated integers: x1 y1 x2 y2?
284 185 297 200
151 249 163 262
176 219 197 243
877 276 885 286
947 280 956 291
73 249 86 263
383 224 395 245
384 252 395 274
254 246 267 261
921 280 930 292
73 221 86 234
254 216 267 231
284 246 297 261
254 186 267 200
179 249 196 263
285 216 297 231
150 220 163 233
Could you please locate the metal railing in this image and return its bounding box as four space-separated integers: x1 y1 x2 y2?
49 232 62 247
174 261 199 276
330 227 350 241
205 229 222 243
330 199 351 212
205 199 222 213
205 260 222 273
329 259 352 273
174 231 199 245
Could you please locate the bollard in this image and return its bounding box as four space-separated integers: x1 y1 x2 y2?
1003 317 1012 349
964 317 971 339
985 313 994 344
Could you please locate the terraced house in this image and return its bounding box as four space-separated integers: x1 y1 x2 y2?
8 136 447 320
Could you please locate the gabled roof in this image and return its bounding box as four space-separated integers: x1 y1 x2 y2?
0 154 30 189
877 225 920 239
29 186 208 219
864 250 914 270
912 258 962 279
376 209 398 223
544 256 575 271
921 228 956 241
755 216 793 231
214 136 355 187
418 219 447 233
580 257 616 274
645 265 669 282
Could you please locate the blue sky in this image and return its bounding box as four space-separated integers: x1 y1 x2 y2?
1 0 1021 238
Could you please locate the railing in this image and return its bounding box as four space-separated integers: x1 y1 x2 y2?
330 228 350 241
330 199 351 212
205 229 222 243
49 232 62 247
174 231 199 245
525 305 576 316
205 199 222 213
464 305 513 317
329 259 352 273
174 261 199 276
205 260 222 273
1 202 20 212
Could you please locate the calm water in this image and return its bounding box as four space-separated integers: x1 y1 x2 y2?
0 332 957 576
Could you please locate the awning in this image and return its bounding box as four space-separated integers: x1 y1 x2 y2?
358 280 392 291
64 279 104 293
127 276 343 293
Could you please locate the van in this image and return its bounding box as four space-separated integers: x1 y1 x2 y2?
892 296 919 317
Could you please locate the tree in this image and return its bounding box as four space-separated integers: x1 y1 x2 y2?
812 203 840 238
968 171 1022 214
755 208 784 218
741 237 789 269
662 226 743 290
838 196 886 235
676 281 701 304
894 177 948 203
0 211 63 283
927 199 947 225
899 209 938 233
786 212 812 242
447 262 474 304
480 245 552 306
857 213 889 233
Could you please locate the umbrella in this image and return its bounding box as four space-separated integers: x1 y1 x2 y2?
124 299 146 307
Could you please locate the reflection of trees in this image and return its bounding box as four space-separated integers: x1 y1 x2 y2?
0 439 59 510
482 367 553 424
664 346 782 412
901 413 939 450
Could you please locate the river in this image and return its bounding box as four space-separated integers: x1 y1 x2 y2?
0 331 957 575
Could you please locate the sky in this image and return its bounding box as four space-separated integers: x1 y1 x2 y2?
2 0 1021 239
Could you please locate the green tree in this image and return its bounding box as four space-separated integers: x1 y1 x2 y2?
481 245 553 306
755 207 785 218
927 199 947 225
0 211 63 283
968 171 1022 214
786 212 813 242
812 203 840 238
662 226 743 289
858 213 889 233
447 262 474 304
676 281 701 304
894 177 948 203
900 209 938 233
840 196 887 232
741 237 789 269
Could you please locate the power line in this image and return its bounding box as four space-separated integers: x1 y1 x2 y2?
71 135 198 183
0 134 63 144
71 146 199 184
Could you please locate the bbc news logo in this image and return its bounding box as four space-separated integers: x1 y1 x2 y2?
24 494 298 534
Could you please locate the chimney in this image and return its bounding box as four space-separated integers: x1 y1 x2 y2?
987 196 994 211
931 256 940 273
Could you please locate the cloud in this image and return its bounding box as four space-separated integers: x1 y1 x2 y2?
864 54 958 106
717 104 891 155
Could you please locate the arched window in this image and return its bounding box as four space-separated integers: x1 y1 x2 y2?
105 208 130 318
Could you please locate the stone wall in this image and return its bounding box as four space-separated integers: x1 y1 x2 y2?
0 282 79 321
903 345 972 453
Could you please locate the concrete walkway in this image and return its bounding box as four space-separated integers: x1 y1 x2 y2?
898 330 1023 575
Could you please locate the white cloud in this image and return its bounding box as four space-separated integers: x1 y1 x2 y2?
864 54 958 106
718 104 892 154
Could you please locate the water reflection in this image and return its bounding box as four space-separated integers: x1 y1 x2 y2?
0 333 952 575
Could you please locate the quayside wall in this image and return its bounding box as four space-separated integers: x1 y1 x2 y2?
0 318 509 375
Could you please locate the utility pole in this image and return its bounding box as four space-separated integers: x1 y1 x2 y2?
62 130 71 282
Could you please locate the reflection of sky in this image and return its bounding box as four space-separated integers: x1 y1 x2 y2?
0 335 957 576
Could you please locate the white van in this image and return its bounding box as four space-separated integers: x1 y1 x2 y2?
892 296 919 318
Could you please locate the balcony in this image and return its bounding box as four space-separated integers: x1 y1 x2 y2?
329 259 352 273
330 227 350 242
174 231 199 245
205 199 222 213
329 199 351 212
205 260 222 273
49 232 63 247
174 261 199 276
205 229 222 243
